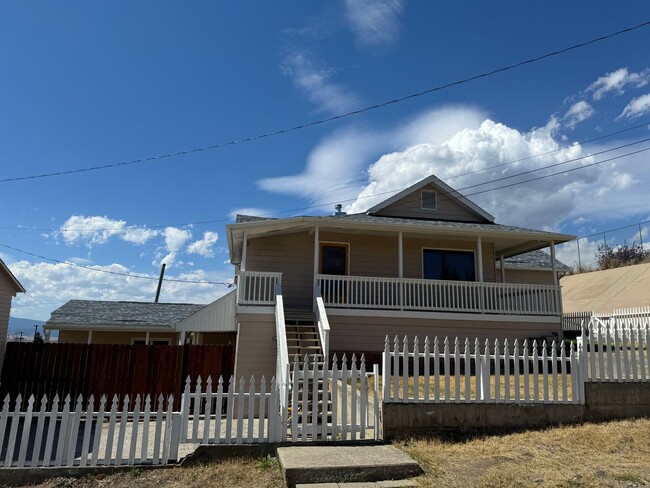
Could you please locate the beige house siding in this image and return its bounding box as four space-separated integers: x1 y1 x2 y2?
498 269 556 285
234 313 276 382
0 277 16 371
58 330 178 344
327 314 562 354
246 231 314 309
373 183 486 222
246 231 498 309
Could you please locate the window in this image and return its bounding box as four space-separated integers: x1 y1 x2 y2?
421 190 437 210
131 338 172 345
320 244 348 275
423 249 475 281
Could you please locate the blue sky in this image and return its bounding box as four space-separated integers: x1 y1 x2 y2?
2 1 650 320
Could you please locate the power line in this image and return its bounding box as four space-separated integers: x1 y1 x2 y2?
0 243 231 286
2 122 649 233
2 21 649 185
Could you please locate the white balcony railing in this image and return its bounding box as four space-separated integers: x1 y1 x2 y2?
237 271 282 306
316 274 562 316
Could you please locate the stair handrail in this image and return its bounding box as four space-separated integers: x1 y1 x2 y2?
314 283 331 369
275 282 290 408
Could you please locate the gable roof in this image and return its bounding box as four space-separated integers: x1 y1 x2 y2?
45 300 205 330
496 250 570 271
366 174 495 223
0 258 26 294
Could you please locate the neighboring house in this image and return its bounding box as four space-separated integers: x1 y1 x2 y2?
226 175 575 381
45 300 205 345
561 262 650 314
496 249 570 285
0 259 26 369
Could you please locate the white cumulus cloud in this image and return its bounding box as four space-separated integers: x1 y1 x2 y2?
6 259 233 321
586 67 649 100
618 93 650 120
58 215 158 247
161 227 192 267
344 0 405 48
187 231 219 258
281 50 360 115
562 101 595 130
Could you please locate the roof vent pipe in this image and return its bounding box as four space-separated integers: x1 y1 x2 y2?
155 263 166 303
334 204 346 216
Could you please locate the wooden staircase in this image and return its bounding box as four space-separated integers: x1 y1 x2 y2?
285 310 331 438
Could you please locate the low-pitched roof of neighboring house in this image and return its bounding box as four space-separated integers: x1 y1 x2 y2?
45 300 205 331
0 258 26 294
496 250 570 271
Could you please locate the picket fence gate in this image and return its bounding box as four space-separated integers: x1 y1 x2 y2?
383 335 584 404
0 393 179 468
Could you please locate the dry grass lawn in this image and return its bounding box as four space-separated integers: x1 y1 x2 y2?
369 374 575 402
398 418 650 487
22 419 650 488
32 456 284 488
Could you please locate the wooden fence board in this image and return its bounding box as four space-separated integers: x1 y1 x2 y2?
0 344 234 410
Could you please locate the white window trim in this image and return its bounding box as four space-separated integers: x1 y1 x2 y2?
421 190 438 210
421 247 477 282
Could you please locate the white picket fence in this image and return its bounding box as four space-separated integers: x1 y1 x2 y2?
180 375 286 444
0 393 179 468
383 335 583 404
289 354 379 442
581 320 650 382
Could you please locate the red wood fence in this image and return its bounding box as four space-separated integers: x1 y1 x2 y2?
0 343 234 410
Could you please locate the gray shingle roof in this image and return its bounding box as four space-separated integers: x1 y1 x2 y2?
235 212 569 238
47 300 205 328
498 249 570 270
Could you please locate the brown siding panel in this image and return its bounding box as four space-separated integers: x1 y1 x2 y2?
234 313 276 382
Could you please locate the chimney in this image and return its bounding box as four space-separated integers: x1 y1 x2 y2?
334 204 346 216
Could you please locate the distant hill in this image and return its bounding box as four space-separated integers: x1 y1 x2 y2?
8 316 46 340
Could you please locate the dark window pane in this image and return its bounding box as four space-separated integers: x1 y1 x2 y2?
421 190 437 210
321 245 347 275
423 249 475 281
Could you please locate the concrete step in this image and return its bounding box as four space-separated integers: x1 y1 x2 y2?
296 480 418 487
278 445 422 488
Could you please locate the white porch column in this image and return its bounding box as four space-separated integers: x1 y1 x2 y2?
241 231 248 272
398 232 403 278
550 240 558 286
145 331 150 345
398 231 404 310
476 236 483 282
44 330 51 343
313 226 320 280
179 331 186 345
87 330 93 344
500 255 506 283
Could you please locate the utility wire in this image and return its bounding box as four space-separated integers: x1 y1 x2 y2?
2 20 649 184
0 243 232 286
3 146 649 286
2 122 649 233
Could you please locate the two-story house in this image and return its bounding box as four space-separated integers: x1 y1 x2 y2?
226 175 574 381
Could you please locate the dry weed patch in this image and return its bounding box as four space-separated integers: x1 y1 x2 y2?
397 418 650 487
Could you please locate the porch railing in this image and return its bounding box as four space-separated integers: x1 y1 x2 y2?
316 274 562 316
237 271 282 306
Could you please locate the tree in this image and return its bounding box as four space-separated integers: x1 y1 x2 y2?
33 331 44 344
595 241 650 270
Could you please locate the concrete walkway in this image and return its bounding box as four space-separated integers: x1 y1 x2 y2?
277 445 422 488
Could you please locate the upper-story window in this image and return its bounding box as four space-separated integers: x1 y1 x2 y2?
421 190 437 210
